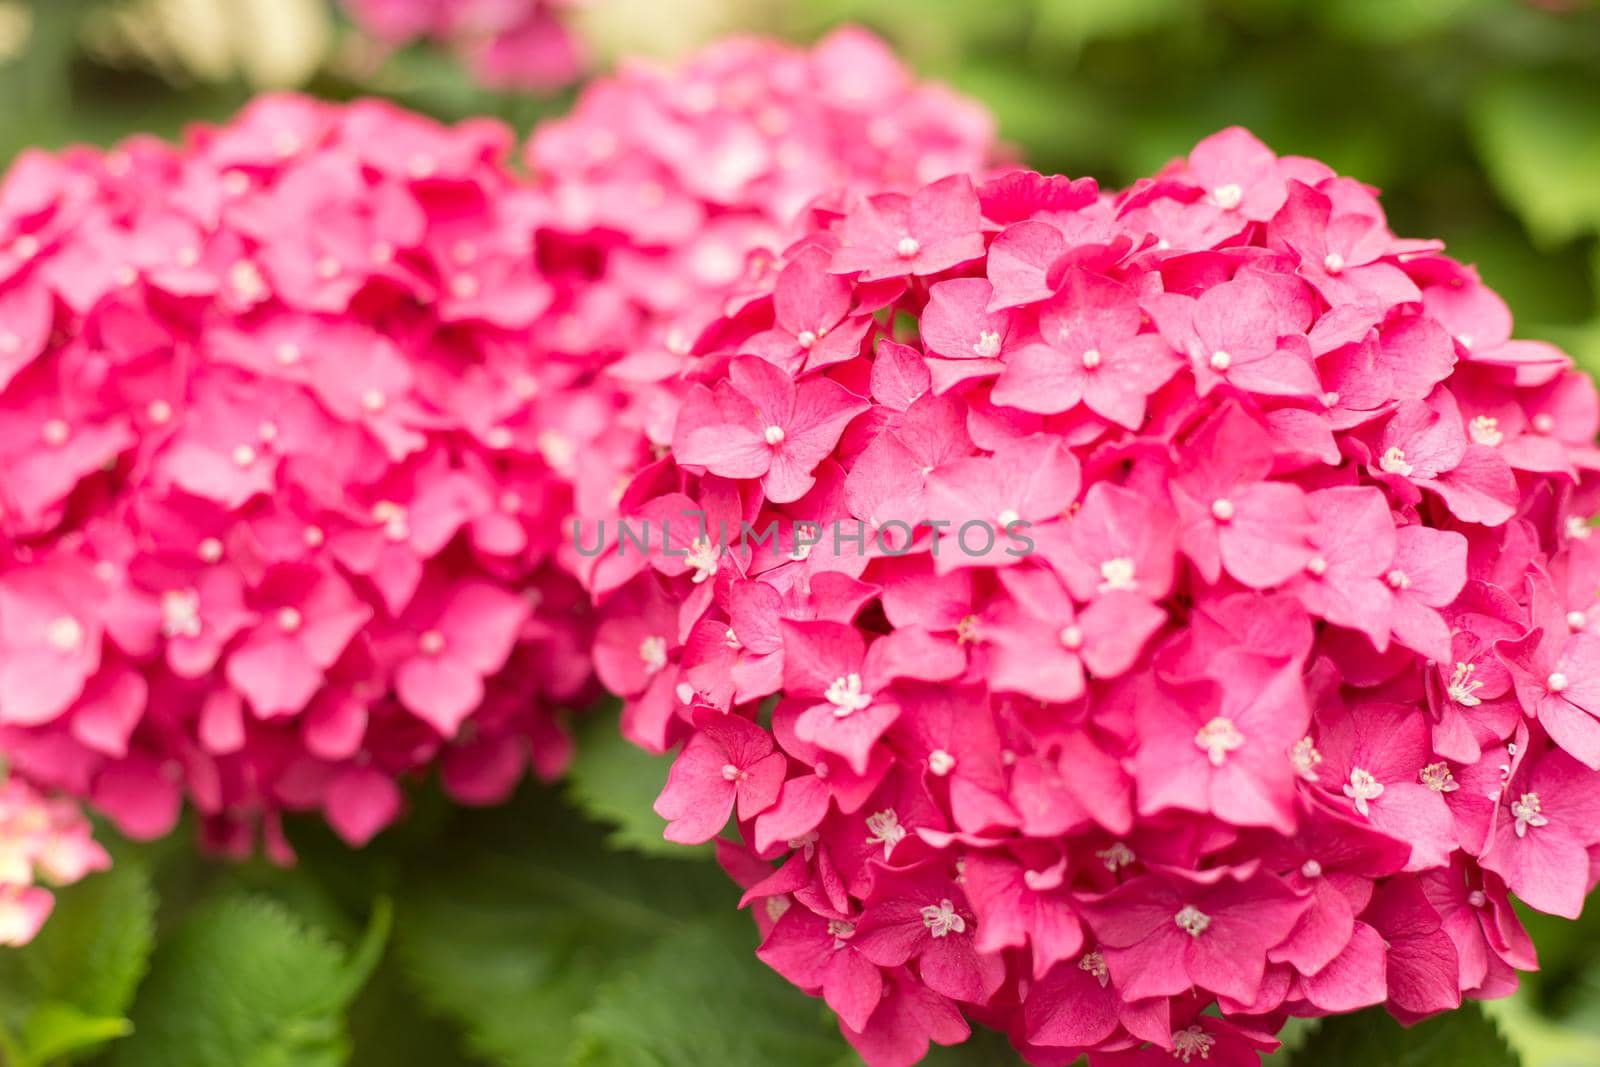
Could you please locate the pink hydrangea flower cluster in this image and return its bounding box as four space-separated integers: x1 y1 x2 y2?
0 95 598 856
529 27 997 583
0 777 109 946
602 129 1600 1065
0 32 997 859
341 0 586 91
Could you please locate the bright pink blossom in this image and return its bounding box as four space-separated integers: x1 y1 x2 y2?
603 132 1600 1066
0 778 109 945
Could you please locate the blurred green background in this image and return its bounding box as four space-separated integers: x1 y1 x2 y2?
1 1 1599 1065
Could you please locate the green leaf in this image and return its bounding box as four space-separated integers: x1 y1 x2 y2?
564 702 703 859
570 912 849 1067
1315 0 1499 44
1034 0 1187 51
1293 1002 1521 1067
0 855 155 1065
395 788 770 1067
109 894 385 1067
1471 72 1600 246
17 1001 132 1064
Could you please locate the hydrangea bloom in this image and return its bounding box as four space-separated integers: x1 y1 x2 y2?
606 130 1600 1065
0 32 997 857
529 27 996 595
341 0 586 91
0 777 109 946
0 96 595 854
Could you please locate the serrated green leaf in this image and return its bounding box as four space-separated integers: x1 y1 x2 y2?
1034 0 1187 50
1471 72 1600 246
395 788 747 1067
1315 0 1499 44
1294 1002 1520 1067
563 702 705 859
16 1001 132 1064
0 855 155 1066
109 894 381 1067
570 912 850 1067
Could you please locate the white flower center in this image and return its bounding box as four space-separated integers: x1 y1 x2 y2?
1097 842 1136 871
198 537 224 563
1058 625 1084 651
1448 662 1484 706
764 425 786 445
1208 350 1232 371
724 627 741 651
361 389 387 413
928 749 956 776
826 673 872 717
147 399 174 425
1098 557 1138 592
1291 736 1324 781
1511 792 1549 838
997 508 1021 529
1173 905 1211 937
160 589 202 639
1212 184 1243 210
1301 859 1323 879
1420 761 1459 793
920 898 966 938
1548 672 1570 694
895 235 921 258
721 763 743 782
1078 950 1110 987
1210 498 1234 522
231 443 258 468
1323 252 1345 274
274 342 301 366
1173 1025 1218 1063
1568 516 1594 540
1306 556 1329 577
639 635 668 674
685 537 721 584
418 630 446 656
973 331 1001 358
276 607 302 633
1194 716 1246 766
1344 767 1385 816
45 616 83 652
826 919 854 948
1379 446 1414 476
1533 413 1556 434
864 809 906 859
1469 415 1503 447
1081 348 1102 370
41 418 70 446
795 330 817 350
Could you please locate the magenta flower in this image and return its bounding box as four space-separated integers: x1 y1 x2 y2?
654 710 788 844
341 0 585 91
606 131 1600 1066
675 356 869 504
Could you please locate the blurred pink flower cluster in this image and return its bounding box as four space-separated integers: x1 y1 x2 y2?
527 28 998 482
0 777 109 946
0 96 596 856
599 130 1600 1065
0 31 997 862
341 0 587 91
